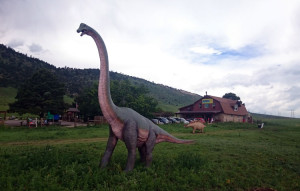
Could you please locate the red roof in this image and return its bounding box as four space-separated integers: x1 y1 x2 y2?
178 95 248 116
209 96 248 116
178 110 222 114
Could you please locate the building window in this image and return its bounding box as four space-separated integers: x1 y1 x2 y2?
212 103 216 109
204 104 209 108
234 104 238 111
199 104 202 109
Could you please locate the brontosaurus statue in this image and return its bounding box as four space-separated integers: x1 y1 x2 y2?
77 23 193 172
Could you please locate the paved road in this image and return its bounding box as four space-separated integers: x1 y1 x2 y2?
4 120 26 126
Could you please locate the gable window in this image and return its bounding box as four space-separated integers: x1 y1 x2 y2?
204 104 209 108
234 104 238 111
199 104 202 109
212 103 216 109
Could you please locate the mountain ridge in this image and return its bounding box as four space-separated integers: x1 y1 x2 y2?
0 44 201 112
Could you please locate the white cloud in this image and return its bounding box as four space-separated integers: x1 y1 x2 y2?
190 46 221 55
1 0 300 117
7 39 24 48
29 43 43 53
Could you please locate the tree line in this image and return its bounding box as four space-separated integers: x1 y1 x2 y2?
9 69 242 120
9 69 159 120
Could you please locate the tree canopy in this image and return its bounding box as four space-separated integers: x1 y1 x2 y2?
9 69 66 117
222 92 241 101
76 79 159 121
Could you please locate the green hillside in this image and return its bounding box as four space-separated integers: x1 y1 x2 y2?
0 87 17 111
0 44 201 112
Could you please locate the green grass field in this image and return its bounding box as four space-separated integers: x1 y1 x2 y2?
157 101 179 113
0 87 17 111
0 119 299 190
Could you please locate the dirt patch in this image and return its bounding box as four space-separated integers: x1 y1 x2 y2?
0 137 108 146
4 120 87 127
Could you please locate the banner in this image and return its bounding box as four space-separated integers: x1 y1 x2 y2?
202 99 213 104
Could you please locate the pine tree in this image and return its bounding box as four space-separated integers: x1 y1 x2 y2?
222 92 241 101
9 69 66 117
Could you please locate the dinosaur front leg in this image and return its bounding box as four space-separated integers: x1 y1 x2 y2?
99 126 118 168
145 129 156 167
123 121 138 172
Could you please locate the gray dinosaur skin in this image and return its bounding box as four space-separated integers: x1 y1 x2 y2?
77 23 193 172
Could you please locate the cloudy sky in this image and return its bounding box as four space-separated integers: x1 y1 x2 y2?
1 0 300 117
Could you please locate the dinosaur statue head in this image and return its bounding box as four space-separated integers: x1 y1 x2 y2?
77 23 93 36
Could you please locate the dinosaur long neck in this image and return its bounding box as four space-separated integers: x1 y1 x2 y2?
89 30 119 124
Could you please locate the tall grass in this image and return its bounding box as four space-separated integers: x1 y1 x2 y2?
0 119 299 190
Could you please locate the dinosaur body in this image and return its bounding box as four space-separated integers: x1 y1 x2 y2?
77 23 193 172
185 121 206 134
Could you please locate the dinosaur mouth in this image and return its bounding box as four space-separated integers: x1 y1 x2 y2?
77 29 87 36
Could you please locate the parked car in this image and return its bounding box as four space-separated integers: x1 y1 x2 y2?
174 117 182 122
166 117 174 123
174 117 189 124
181 118 189 124
151 119 163 125
154 117 167 124
194 118 206 123
168 117 180 123
185 118 192 121
159 117 170 124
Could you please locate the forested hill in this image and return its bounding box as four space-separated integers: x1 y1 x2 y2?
0 44 201 111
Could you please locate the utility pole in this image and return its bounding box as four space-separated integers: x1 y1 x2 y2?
291 109 295 118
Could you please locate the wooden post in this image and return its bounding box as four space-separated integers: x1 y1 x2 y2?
0 111 7 125
74 113 77 127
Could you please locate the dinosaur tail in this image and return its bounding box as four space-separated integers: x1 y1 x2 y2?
154 126 194 144
156 134 195 144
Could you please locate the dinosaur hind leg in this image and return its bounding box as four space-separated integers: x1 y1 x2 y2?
123 120 138 172
100 126 118 168
145 129 156 167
